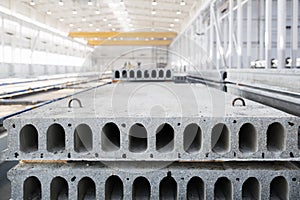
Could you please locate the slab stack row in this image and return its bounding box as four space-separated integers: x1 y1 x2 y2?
3 81 300 199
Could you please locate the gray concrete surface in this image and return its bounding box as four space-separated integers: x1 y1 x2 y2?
2 82 299 161
8 162 300 199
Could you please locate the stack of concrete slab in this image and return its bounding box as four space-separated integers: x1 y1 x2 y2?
3 82 300 199
113 68 173 81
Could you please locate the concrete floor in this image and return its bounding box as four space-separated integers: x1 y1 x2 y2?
0 161 17 200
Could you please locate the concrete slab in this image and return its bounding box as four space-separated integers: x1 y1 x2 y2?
2 82 299 161
8 162 300 199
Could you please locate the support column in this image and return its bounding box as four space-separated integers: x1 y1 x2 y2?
210 3 214 69
277 0 286 69
259 0 265 60
237 0 243 68
228 0 233 68
265 0 272 68
247 0 252 68
291 0 298 68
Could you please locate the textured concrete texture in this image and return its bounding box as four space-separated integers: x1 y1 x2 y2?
8 162 300 199
2 82 300 161
112 68 173 81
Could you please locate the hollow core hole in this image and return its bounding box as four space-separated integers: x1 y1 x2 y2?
151 70 157 78
47 123 65 152
115 71 120 79
129 123 147 153
242 177 260 200
156 123 174 153
267 122 285 152
211 123 230 154
130 70 135 78
187 177 204 200
78 177 96 200
166 70 171 78
50 177 68 200
159 70 164 78
137 70 142 78
23 176 41 200
270 176 288 200
214 177 232 200
105 176 123 200
239 123 258 153
132 177 151 200
74 124 93 153
184 124 202 153
101 122 120 152
20 124 38 153
159 176 177 199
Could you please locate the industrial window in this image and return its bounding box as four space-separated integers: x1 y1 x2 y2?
156 123 174 153
159 176 177 199
267 122 285 152
47 123 65 152
23 176 41 199
270 176 288 200
214 177 232 200
74 124 93 153
211 123 230 153
101 123 120 152
239 123 257 153
105 176 123 200
187 177 204 200
78 177 96 200
20 124 38 153
242 177 260 200
183 124 202 153
50 177 68 199
132 177 151 199
129 123 147 153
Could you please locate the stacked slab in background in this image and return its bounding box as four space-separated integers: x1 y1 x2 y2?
4 81 300 199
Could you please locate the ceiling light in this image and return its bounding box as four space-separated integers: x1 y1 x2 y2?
89 23 93 27
69 23 74 27
29 0 35 6
152 0 157 6
126 18 131 22
170 23 174 27
77 28 82 31
174 18 179 22
136 37 139 40
58 0 64 6
72 9 77 14
96 28 100 31
59 18 64 22
151 9 156 15
108 37 112 40
180 0 186 6
168 28 172 31
129 23 133 27
46 10 52 15
145 38 149 41
88 0 93 6
120 37 123 40
82 17 86 22
176 10 181 15
103 18 107 22
112 28 116 31
131 28 135 31
95 10 100 15
163 37 167 40
108 23 112 27
151 37 154 40
113 38 117 41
